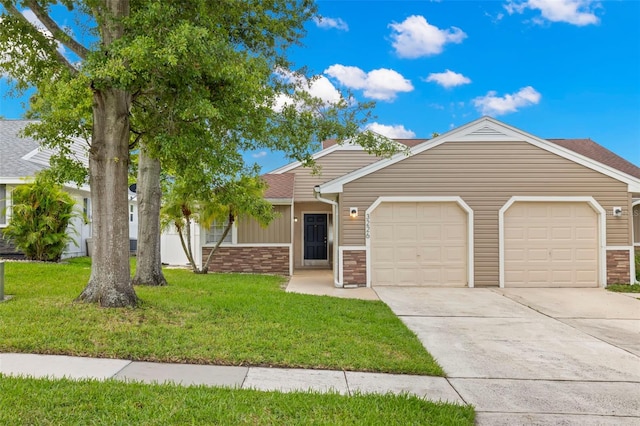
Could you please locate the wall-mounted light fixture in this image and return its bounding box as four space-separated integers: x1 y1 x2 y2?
612 207 622 217
294 217 298 222
349 207 358 218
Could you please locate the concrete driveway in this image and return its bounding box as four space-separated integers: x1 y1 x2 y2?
375 287 640 425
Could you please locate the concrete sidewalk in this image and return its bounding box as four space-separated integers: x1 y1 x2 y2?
0 353 463 404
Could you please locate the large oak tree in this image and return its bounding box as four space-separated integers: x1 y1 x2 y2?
0 1 396 307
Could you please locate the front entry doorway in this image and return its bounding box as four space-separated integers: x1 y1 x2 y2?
303 213 328 266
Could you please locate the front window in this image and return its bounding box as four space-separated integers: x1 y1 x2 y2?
205 220 232 244
0 184 6 226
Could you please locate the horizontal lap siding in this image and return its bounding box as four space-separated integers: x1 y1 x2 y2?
238 205 291 243
289 150 383 201
341 141 630 287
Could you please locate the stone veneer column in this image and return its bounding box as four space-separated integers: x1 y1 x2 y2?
342 250 366 286
606 249 631 284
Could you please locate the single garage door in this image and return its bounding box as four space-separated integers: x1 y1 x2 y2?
370 202 467 286
504 202 598 287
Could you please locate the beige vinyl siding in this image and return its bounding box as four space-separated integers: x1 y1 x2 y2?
341 141 631 287
238 205 291 244
287 150 383 202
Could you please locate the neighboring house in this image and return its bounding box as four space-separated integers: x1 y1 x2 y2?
165 116 640 287
0 120 139 258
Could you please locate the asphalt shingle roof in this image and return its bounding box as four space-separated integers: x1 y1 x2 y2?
548 138 640 180
261 174 295 199
0 120 44 178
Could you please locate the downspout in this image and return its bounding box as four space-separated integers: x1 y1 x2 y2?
314 186 342 288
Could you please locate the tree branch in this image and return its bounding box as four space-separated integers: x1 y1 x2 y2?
25 0 90 60
3 2 78 75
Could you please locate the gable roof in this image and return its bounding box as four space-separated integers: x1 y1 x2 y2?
0 120 43 179
0 120 90 183
321 138 428 150
261 173 295 200
549 138 640 180
270 138 431 174
317 116 640 194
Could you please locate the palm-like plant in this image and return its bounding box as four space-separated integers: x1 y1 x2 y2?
3 174 77 262
161 175 276 273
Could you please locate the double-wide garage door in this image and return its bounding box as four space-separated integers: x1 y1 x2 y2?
504 202 598 287
370 202 467 287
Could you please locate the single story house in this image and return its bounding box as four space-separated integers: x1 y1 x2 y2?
170 116 640 287
0 120 139 258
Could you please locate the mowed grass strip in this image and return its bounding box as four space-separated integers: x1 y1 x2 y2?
0 258 442 375
0 375 474 426
606 283 640 293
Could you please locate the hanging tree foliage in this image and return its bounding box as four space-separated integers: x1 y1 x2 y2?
0 0 398 306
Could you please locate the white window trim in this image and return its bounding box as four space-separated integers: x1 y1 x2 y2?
202 221 237 246
498 196 607 288
0 184 13 228
363 196 474 288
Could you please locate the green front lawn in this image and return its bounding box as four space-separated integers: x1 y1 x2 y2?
0 258 442 375
0 376 474 425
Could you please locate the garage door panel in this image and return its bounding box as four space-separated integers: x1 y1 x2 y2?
397 247 418 262
504 202 598 288
551 227 572 239
576 248 596 261
374 224 395 241
371 202 467 287
444 247 465 263
552 249 572 261
576 227 597 240
395 204 418 219
527 227 548 240
528 249 548 261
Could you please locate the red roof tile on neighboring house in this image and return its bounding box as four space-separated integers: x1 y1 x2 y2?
548 138 640 180
261 174 295 199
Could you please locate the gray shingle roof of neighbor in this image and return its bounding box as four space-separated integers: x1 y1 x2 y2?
0 120 43 178
0 120 90 179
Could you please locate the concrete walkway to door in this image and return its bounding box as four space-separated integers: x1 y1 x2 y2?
285 269 379 300
375 286 640 425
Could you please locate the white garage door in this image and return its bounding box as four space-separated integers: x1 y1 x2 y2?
504 202 598 288
370 202 467 287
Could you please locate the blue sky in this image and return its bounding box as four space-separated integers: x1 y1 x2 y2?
2 0 639 172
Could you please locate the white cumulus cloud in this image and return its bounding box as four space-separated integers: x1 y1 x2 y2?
425 70 471 88
504 0 600 26
252 151 267 159
324 65 413 101
273 70 343 112
365 123 416 139
472 86 541 115
389 15 467 58
313 16 349 31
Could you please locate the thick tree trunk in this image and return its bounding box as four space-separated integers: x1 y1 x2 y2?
77 88 137 307
132 144 166 286
76 0 137 307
